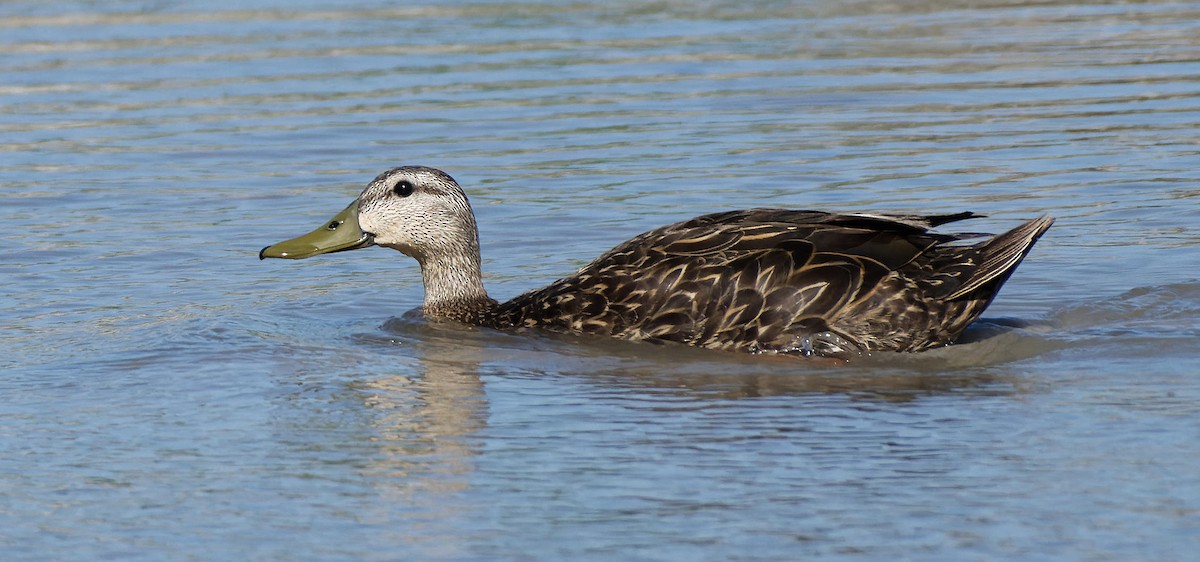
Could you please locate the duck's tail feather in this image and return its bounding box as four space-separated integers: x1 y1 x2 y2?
945 216 1055 301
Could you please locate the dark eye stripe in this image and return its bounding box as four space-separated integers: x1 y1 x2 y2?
394 181 414 197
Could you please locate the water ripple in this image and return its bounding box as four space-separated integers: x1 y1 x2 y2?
4 1 1200 560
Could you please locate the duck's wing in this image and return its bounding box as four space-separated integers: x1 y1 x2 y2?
497 209 994 354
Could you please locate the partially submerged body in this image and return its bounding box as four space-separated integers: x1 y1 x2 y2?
261 167 1052 359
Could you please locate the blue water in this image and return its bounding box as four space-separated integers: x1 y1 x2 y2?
3 1 1200 560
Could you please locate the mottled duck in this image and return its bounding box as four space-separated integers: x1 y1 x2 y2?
260 166 1053 358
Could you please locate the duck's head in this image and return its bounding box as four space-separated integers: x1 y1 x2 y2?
259 166 480 264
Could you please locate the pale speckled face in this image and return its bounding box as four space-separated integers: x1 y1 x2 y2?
355 166 480 262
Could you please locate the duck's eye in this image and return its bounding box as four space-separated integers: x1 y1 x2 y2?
394 181 414 197
326 221 341 230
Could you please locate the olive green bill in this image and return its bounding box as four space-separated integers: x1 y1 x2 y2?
259 201 374 260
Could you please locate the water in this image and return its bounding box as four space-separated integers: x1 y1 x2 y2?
3 1 1200 560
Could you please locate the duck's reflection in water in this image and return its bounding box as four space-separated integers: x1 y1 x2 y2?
346 320 490 556
338 313 1033 554
355 357 487 487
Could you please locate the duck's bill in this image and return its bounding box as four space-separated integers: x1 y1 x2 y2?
259 201 375 260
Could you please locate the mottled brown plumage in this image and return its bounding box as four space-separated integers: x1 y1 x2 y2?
492 209 1053 357
261 166 1054 359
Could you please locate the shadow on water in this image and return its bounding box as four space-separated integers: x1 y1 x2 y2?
345 281 1200 407
356 316 1035 404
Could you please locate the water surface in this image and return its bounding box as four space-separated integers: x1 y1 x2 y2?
3 1 1199 560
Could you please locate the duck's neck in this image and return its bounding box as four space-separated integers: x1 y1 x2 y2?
417 251 499 325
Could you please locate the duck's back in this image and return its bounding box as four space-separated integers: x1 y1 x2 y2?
494 209 1052 357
